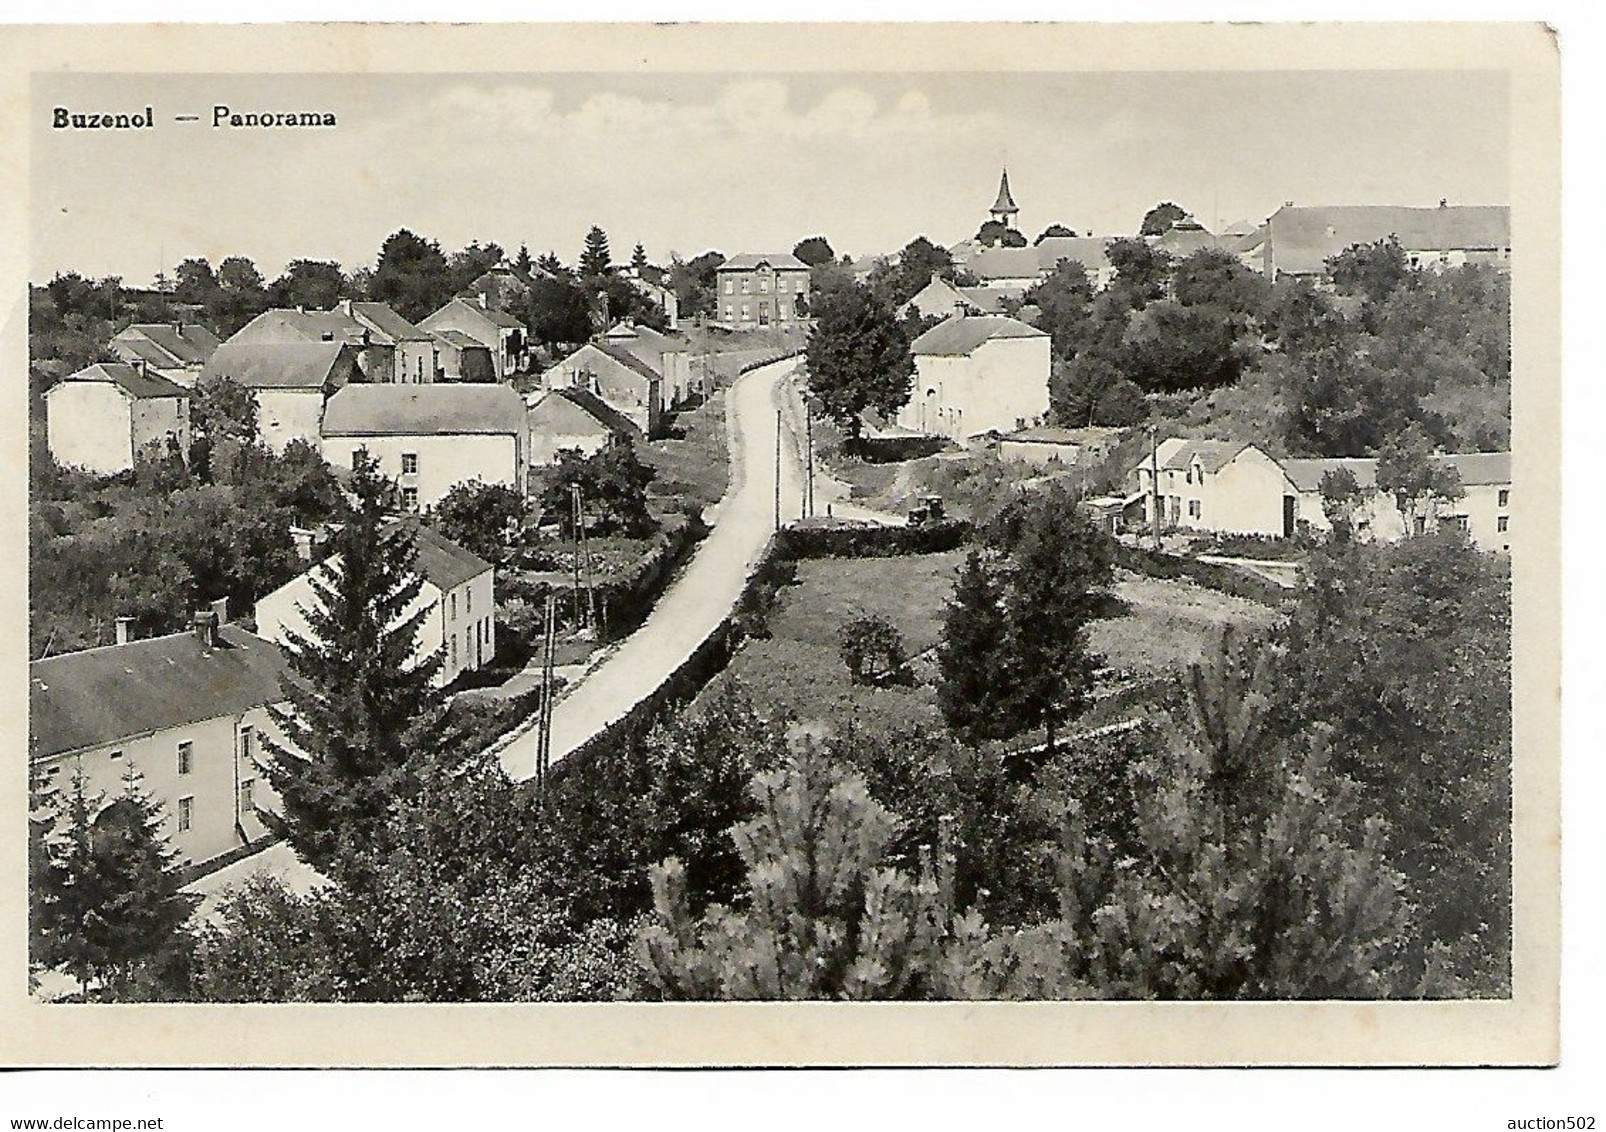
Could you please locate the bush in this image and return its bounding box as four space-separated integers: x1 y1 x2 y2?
775 518 971 559
837 614 908 685
1113 542 1290 606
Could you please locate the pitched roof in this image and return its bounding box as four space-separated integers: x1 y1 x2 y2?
404 522 493 591
1032 236 1120 275
348 301 431 342
51 362 188 400
1267 204 1511 276
910 314 1047 356
716 252 809 272
1274 451 1511 492
966 245 1045 281
602 322 685 373
1162 438 1248 474
30 625 289 760
112 323 221 367
230 307 376 347
203 341 356 390
527 386 642 439
321 383 525 436
589 340 664 385
423 297 526 332
429 328 490 351
991 169 1019 215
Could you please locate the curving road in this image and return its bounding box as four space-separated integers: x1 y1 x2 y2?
495 355 809 781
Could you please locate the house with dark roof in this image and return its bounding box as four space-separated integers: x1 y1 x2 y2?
715 253 811 329
110 321 222 387
541 340 663 436
899 274 1027 322
255 523 495 689
895 311 1050 442
1238 203 1512 280
420 295 529 380
429 329 497 383
525 386 642 467
202 340 362 452
227 300 431 384
602 321 696 407
319 383 527 510
30 605 290 867
44 361 190 475
1133 437 1512 549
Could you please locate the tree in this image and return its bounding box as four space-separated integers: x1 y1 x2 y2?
537 437 657 538
1139 201 1189 237
1050 353 1148 428
513 244 534 275
1023 258 1095 359
974 219 1027 249
867 236 960 309
936 551 1015 744
630 242 650 275
446 241 506 297
1035 223 1078 243
792 236 836 267
191 875 345 1002
1171 248 1269 317
1119 300 1252 394
996 486 1115 755
428 479 527 565
369 229 452 323
804 283 914 440
35 767 198 999
1375 421 1464 532
1105 238 1174 307
1318 466 1366 540
262 449 444 877
526 273 595 351
258 438 345 527
1271 532 1511 991
269 259 347 311
837 614 907 685
188 374 261 482
1326 236 1413 307
667 251 725 319
580 226 613 279
173 257 220 306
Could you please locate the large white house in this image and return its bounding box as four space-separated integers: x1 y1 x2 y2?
201 340 361 452
29 604 288 868
1135 438 1512 551
896 312 1051 442
319 383 527 511
44 362 190 475
254 523 496 688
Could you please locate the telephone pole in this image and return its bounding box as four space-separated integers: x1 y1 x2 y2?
1148 424 1162 549
805 401 815 519
571 483 597 631
536 592 557 799
774 407 783 531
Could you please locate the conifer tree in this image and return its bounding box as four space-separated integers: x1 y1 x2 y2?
579 226 612 279
28 764 66 989
935 550 1014 743
513 243 533 275
264 449 444 877
630 242 649 275
37 767 198 998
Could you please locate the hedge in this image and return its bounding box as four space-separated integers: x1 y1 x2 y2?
774 518 971 560
1113 542 1291 606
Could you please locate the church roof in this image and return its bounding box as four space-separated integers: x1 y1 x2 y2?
991 169 1019 216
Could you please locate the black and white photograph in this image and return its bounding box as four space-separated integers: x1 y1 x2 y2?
1 18 1572 1080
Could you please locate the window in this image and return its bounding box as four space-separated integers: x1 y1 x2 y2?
351 450 363 470
110 749 123 761
759 277 770 293
1188 499 1201 519
723 278 733 294
1498 515 1509 532
741 302 750 320
239 726 253 762
239 778 254 812
177 741 193 776
450 593 457 620
1449 515 1469 531
177 796 194 832
1185 467 1194 485
740 278 750 294
402 486 419 511
449 636 458 670
1498 489 1509 507
465 588 472 615
401 452 419 475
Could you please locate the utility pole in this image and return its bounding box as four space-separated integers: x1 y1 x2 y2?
536 591 557 800
774 407 783 531
1148 424 1162 549
571 483 598 632
805 400 815 520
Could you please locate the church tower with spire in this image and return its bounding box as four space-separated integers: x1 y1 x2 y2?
989 167 1020 229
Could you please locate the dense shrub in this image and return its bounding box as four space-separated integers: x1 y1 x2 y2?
1113 542 1290 606
775 518 971 560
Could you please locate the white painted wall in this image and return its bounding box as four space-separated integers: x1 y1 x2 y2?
898 334 1050 441
255 389 327 453
46 382 135 473
321 433 523 510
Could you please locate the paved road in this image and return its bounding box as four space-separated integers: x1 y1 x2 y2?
495 355 810 781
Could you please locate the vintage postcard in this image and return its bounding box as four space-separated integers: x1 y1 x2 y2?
0 21 1561 1066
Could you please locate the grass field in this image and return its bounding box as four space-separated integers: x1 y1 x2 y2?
703 550 966 734
642 391 728 513
1091 569 1283 675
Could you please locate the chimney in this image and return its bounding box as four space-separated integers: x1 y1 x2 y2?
173 319 184 337
1439 197 1449 208
210 596 229 626
477 292 489 310
115 616 134 646
953 301 968 319
192 610 217 649
296 304 306 314
339 298 354 317
131 358 148 378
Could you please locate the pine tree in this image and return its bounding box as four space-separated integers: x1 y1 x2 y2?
513 243 533 275
579 226 612 279
263 449 444 877
998 486 1114 755
630 242 649 275
28 764 66 990
37 767 198 998
936 551 1014 743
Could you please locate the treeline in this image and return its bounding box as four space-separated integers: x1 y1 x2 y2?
1026 237 1509 456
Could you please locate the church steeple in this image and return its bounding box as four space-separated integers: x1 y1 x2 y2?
990 167 1020 227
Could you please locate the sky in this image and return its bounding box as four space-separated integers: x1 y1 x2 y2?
31 69 1509 286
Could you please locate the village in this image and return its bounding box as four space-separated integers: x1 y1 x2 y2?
27 166 1515 1004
